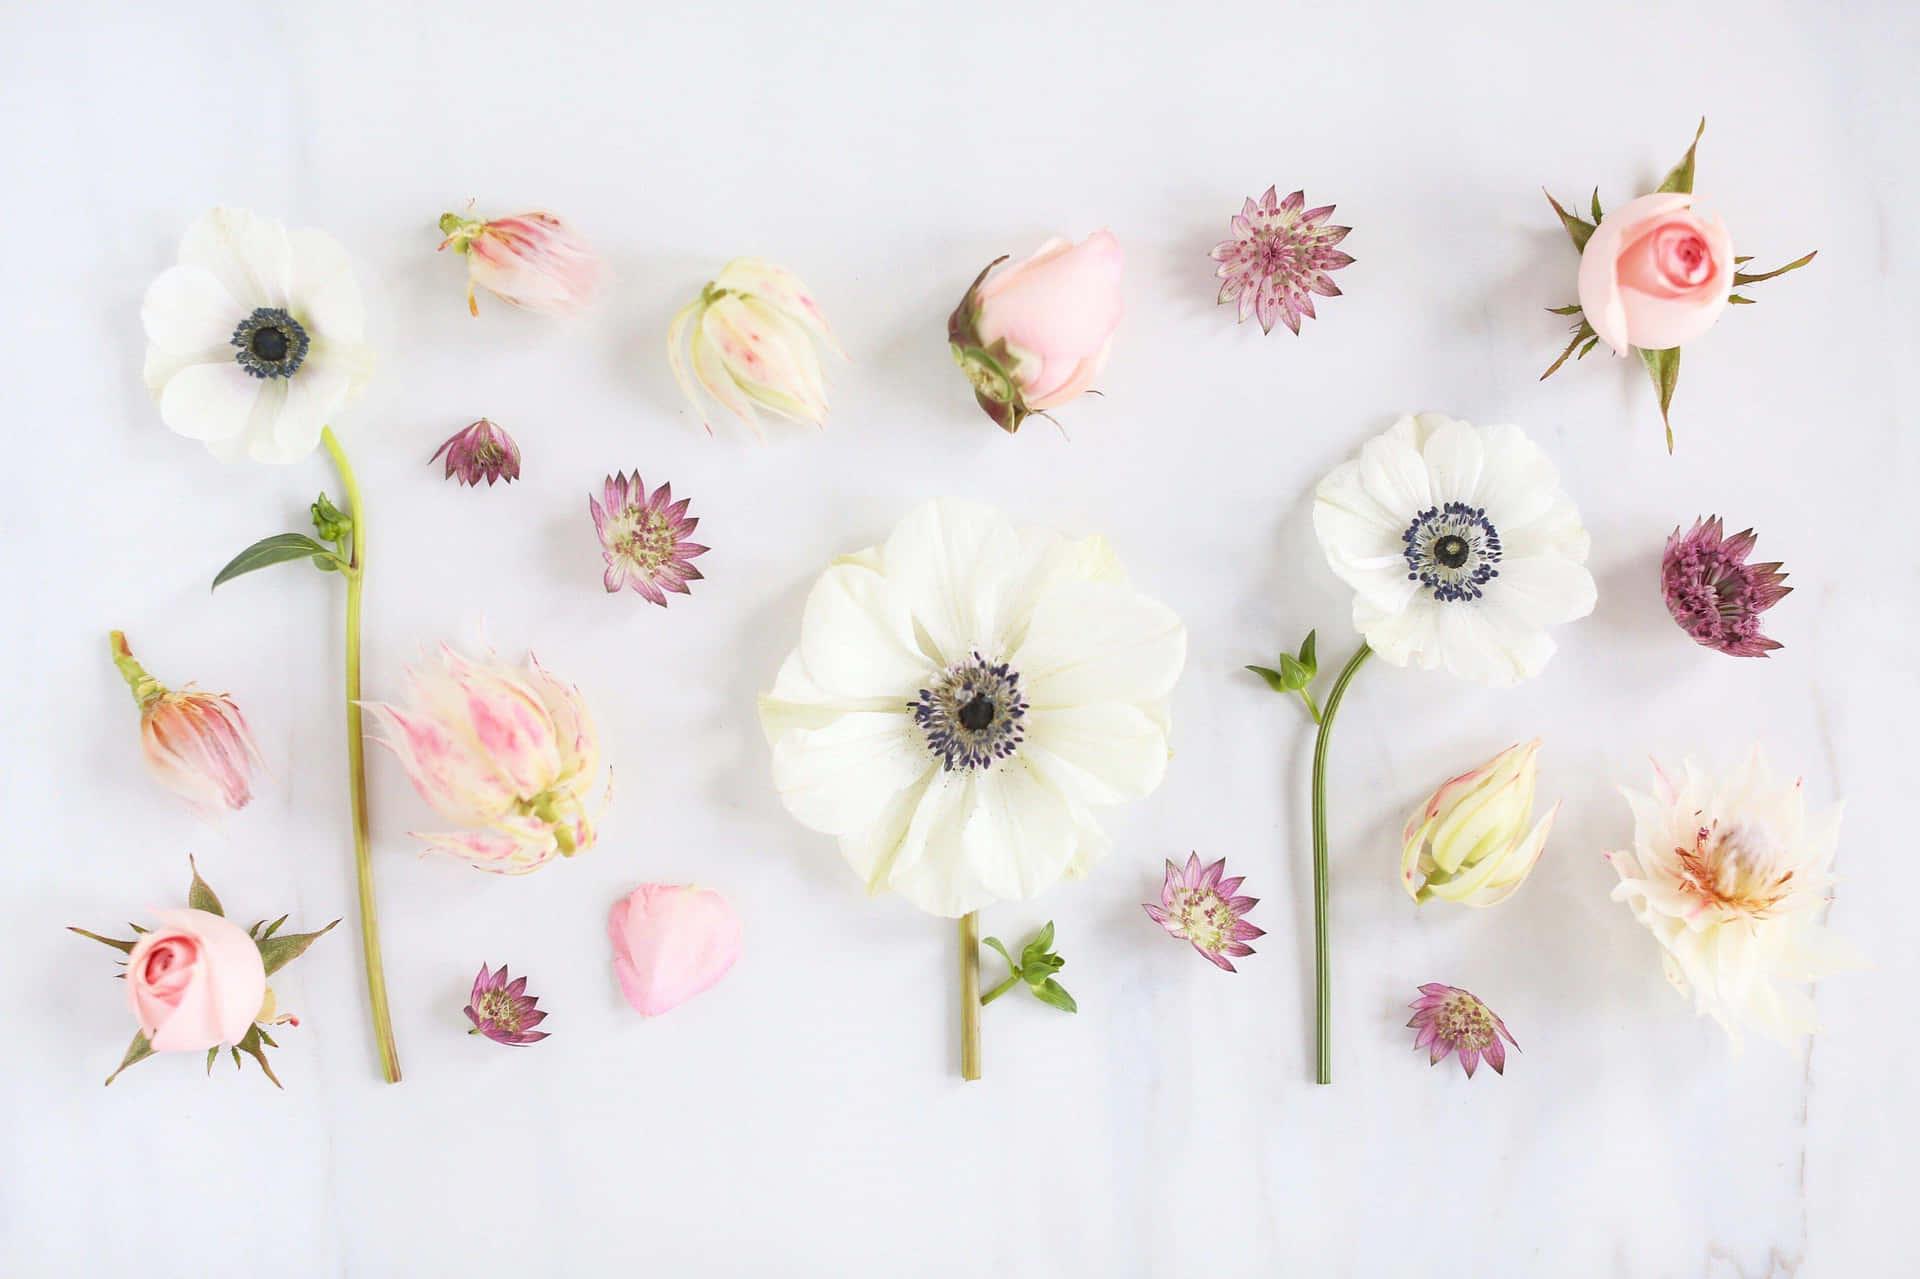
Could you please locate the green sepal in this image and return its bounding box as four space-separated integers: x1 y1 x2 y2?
212 533 337 590
1545 303 1585 316
1589 187 1603 223
309 491 350 544
1638 345 1682 453
1577 335 1601 359
104 1032 153 1086
206 1046 219 1075
233 1025 283 1089
1656 118 1706 195
1020 921 1056 969
1540 318 1597 381
1032 979 1078 1014
1728 295 1755 305
186 856 224 916
254 914 289 940
1544 191 1596 252
69 926 135 954
1732 250 1816 288
255 918 339 977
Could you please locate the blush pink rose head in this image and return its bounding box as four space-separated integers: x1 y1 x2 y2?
608 884 741 1017
124 908 266 1052
973 230 1124 410
1577 193 1733 357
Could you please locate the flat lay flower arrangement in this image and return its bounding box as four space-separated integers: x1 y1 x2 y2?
86 116 1857 1095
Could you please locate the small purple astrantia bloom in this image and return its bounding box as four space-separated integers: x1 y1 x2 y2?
1143 853 1264 971
1210 187 1354 335
1661 516 1791 657
590 472 709 606
1407 984 1517 1078
432 418 521 486
464 963 550 1045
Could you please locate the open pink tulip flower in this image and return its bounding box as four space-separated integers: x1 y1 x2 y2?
363 646 604 873
125 908 267 1053
438 209 601 317
608 884 741 1017
948 230 1124 433
1577 192 1733 357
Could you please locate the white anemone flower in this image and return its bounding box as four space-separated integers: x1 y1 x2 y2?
758 499 1186 917
142 207 374 463
1312 412 1595 687
1607 748 1864 1049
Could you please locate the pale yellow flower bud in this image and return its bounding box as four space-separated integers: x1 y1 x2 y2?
1401 739 1557 906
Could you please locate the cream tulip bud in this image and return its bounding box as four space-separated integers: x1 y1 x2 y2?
1401 739 1557 906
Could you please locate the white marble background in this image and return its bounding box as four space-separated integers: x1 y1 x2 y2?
3 1 1915 1274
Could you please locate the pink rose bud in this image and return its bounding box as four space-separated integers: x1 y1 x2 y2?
125 908 267 1053
363 646 605 873
948 230 1124 433
608 884 741 1017
110 631 263 818
438 209 601 317
1577 192 1733 357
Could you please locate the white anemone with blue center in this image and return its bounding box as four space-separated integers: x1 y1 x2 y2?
759 498 1187 918
1312 412 1596 687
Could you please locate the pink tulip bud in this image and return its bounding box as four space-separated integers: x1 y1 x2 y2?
110 631 263 818
947 230 1124 433
608 884 741 1017
363 646 605 873
438 209 600 317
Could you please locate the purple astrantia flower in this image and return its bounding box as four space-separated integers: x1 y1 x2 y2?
464 964 550 1045
590 472 709 606
1143 853 1264 971
1661 516 1791 657
431 418 521 486
1407 984 1517 1077
1210 187 1354 335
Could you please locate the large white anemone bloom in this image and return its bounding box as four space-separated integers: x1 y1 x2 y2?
142 207 374 463
759 499 1186 917
1607 749 1863 1050
1313 413 1595 687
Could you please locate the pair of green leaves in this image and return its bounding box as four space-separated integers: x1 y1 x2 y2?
1247 631 1322 722
210 492 352 590
982 921 1077 1014
1540 119 1817 453
69 858 339 1087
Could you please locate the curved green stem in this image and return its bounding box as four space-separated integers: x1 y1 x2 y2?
1310 643 1372 1086
980 974 1021 1006
322 426 401 1085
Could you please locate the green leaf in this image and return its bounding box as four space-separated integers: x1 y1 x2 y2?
1022 921 1055 968
1540 319 1597 381
1638 345 1682 453
233 1025 283 1089
255 918 338 977
1244 664 1288 693
186 856 223 917
1656 118 1706 194
1544 190 1596 252
1732 249 1816 288
68 926 135 954
211 533 334 591
1545 303 1585 316
1734 255 1754 265
982 936 1015 970
1276 654 1309 690
104 1032 153 1086
1032 979 1078 1014
1589 187 1603 223
1296 630 1317 676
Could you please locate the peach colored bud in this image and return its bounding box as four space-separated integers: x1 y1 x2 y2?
439 210 600 317
608 884 741 1017
362 646 604 873
110 631 262 818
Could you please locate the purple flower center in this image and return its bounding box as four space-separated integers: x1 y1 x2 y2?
911 653 1027 771
1403 502 1502 602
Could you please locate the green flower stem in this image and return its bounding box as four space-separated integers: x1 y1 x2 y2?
322 426 401 1085
980 973 1022 1005
959 911 982 1081
1296 687 1323 725
1310 643 1372 1086
108 630 163 705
